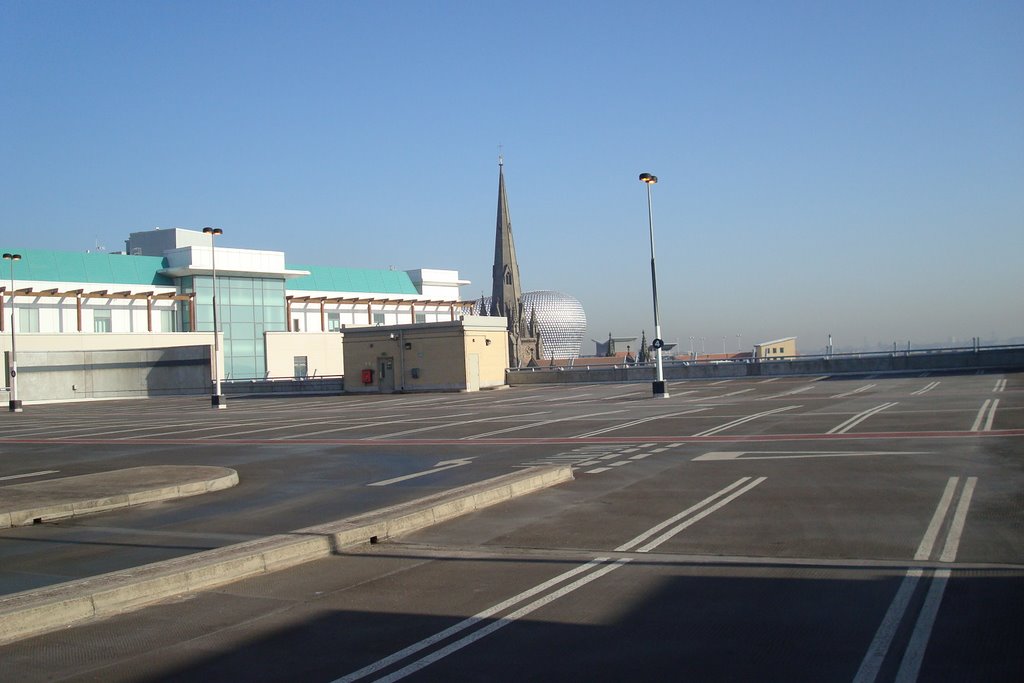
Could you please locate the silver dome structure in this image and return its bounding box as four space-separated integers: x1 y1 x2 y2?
475 290 586 359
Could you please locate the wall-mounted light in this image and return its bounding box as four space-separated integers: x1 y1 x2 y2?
404 342 412 350
485 338 492 346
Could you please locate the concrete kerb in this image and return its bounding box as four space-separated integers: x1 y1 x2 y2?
0 468 241 530
0 464 574 646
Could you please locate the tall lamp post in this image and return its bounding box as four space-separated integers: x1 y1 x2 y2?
203 227 226 409
3 253 22 413
639 173 668 398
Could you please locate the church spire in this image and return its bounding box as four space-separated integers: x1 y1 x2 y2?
490 157 523 328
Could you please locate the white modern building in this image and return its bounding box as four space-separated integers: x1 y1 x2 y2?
2 228 472 400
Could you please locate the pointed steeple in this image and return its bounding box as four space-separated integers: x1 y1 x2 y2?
490 156 523 329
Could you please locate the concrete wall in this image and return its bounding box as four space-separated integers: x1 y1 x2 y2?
343 316 509 393
264 331 344 378
508 347 1024 386
6 346 210 402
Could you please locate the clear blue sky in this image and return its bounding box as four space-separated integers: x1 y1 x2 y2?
3 1 1022 353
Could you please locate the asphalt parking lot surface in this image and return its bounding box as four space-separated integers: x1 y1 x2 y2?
0 371 1021 681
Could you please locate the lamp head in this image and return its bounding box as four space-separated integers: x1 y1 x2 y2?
3 253 21 261
202 227 223 236
639 173 658 184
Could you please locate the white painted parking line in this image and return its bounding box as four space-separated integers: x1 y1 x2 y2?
854 476 978 683
970 399 999 432
717 388 755 397
827 402 898 435
830 383 877 399
366 412 545 440
910 381 940 396
692 406 799 437
993 378 1007 393
459 411 624 439
368 458 475 486
336 477 765 682
0 470 59 482
573 407 709 438
758 378 780 383
760 385 814 400
618 477 767 552
694 450 924 462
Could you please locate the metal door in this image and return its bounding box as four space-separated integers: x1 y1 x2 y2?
378 357 395 393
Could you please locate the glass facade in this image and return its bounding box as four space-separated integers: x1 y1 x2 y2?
179 275 287 379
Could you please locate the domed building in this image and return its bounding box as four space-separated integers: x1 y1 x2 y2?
521 290 587 359
475 290 586 360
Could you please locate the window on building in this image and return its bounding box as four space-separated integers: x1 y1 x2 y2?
328 312 341 331
18 308 40 333
94 309 112 333
160 309 177 332
373 313 386 326
294 356 308 378
415 312 427 324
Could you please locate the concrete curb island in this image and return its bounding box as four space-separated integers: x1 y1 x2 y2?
0 465 574 646
0 466 239 529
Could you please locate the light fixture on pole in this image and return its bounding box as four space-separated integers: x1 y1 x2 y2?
202 227 226 409
639 172 668 398
3 253 22 413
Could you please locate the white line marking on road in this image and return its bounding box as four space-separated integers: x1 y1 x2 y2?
710 379 734 385
694 450 925 462
629 453 651 460
718 388 755 397
970 399 999 432
893 568 949 683
333 559 618 682
631 478 767 553
758 378 780 383
993 378 1006 392
830 383 877 399
939 476 976 562
367 412 544 440
337 476 766 682
367 459 474 486
853 569 924 683
573 408 709 438
0 469 59 482
692 405 799 437
910 381 940 396
914 477 959 561
760 385 814 400
366 559 631 683
855 476 978 683
460 410 622 439
616 477 755 552
970 400 991 432
826 402 898 435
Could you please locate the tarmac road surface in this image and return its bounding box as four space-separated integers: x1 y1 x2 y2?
0 371 1021 681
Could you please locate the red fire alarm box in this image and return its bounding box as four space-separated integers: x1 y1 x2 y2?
361 368 374 384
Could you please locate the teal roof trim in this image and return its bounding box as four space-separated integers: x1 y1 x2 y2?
0 249 173 286
287 264 419 295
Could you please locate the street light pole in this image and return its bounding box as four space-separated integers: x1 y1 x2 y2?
3 253 22 413
203 227 226 409
639 172 668 398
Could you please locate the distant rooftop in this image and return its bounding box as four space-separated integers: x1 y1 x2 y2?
285 264 420 296
0 248 173 286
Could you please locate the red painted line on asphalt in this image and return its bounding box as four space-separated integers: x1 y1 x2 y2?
0 429 1022 447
